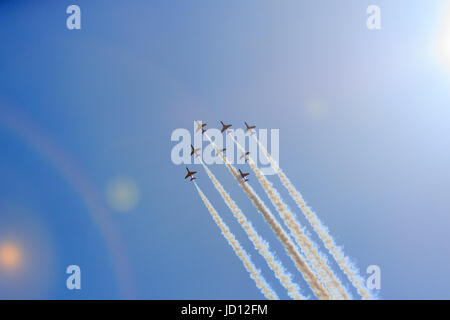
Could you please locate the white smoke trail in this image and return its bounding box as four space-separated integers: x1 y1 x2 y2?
204 134 331 299
253 135 372 299
230 135 349 300
201 162 306 300
194 183 279 300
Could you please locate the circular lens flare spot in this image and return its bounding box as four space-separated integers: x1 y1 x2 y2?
106 176 140 212
305 98 329 119
0 243 22 272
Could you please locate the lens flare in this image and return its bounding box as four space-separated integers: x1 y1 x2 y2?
0 105 135 297
305 98 328 119
0 243 23 272
106 176 140 212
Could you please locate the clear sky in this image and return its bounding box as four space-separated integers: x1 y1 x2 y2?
1 0 450 299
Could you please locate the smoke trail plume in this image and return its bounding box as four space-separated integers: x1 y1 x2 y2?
201 162 306 300
194 183 279 300
230 135 349 300
253 136 372 300
204 134 330 299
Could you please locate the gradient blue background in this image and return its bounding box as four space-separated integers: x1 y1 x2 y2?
1 0 449 299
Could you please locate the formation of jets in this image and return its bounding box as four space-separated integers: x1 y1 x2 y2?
220 121 232 133
216 148 226 157
195 121 207 133
185 122 256 182
238 169 249 182
244 122 256 134
185 167 197 181
195 121 255 135
240 151 250 162
191 144 201 158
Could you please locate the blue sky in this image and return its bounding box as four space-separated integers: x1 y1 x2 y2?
1 1 450 299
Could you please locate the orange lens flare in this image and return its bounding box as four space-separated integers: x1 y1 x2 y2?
0 243 22 271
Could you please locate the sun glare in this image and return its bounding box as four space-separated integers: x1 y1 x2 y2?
438 5 450 70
